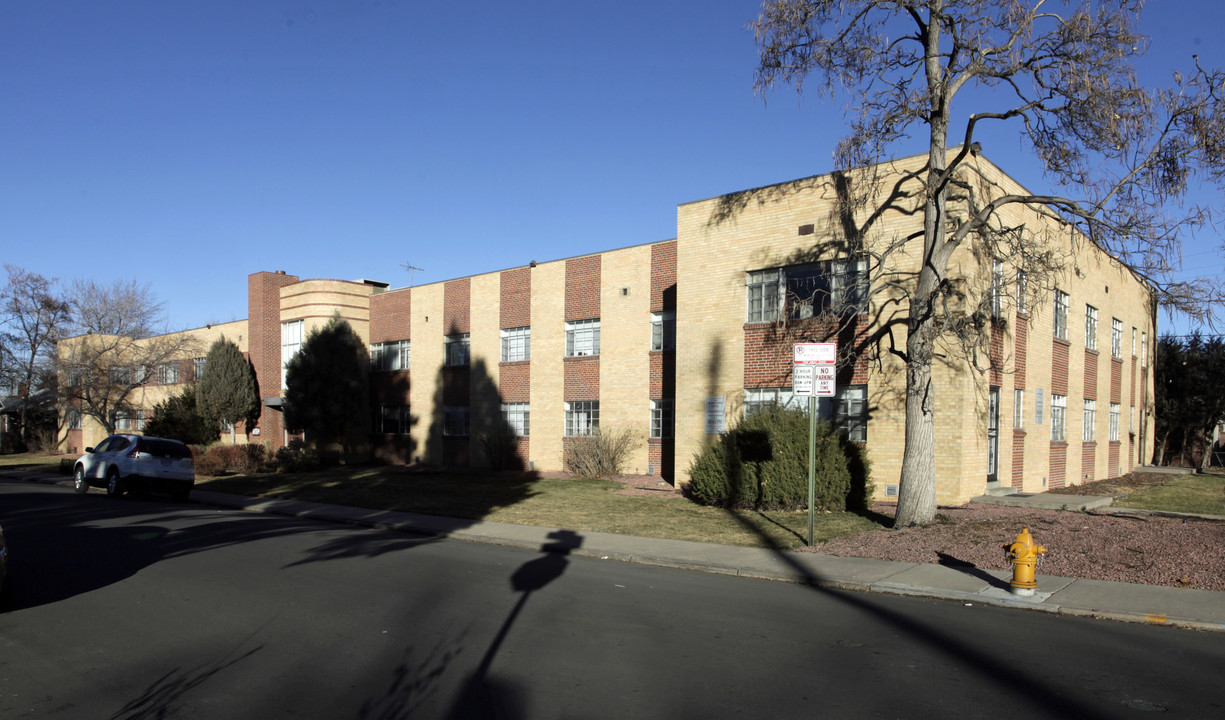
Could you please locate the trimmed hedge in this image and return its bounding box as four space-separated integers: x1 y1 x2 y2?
685 404 872 512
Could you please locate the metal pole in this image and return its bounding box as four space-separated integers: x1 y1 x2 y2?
808 395 816 546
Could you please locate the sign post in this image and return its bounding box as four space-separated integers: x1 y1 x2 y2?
793 343 837 546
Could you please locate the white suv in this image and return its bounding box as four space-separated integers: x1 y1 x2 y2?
73 434 195 501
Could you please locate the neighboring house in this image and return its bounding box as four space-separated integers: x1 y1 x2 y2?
57 151 1157 505
1 389 57 453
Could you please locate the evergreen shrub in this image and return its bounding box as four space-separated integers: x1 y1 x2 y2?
685 404 872 511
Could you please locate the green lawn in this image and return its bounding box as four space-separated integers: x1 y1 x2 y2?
0 453 70 473
1114 471 1225 515
193 466 880 550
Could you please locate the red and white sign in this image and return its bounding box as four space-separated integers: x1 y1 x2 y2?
793 343 837 397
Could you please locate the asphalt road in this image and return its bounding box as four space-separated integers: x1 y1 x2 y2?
1 479 1221 719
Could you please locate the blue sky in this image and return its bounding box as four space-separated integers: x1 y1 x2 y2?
2 1 1222 336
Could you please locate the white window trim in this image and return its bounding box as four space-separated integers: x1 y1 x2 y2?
501 327 531 363
565 400 599 436
565 319 600 358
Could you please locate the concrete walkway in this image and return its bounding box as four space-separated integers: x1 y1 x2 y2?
7 470 1224 633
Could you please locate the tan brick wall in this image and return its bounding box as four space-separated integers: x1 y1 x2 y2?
599 243 652 474
410 283 445 464
530 260 566 469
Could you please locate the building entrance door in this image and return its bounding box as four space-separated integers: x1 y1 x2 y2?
987 386 1000 483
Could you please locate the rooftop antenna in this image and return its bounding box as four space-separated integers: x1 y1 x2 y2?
401 262 424 287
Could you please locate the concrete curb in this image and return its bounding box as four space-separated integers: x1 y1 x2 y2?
4 469 1223 633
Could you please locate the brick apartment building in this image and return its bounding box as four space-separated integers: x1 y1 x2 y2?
59 152 1157 505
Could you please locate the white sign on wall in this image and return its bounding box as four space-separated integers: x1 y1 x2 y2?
705 397 726 434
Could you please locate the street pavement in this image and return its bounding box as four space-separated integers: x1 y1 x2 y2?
9 469 1224 633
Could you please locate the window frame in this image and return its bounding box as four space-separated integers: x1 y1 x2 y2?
281 319 304 390
1111 318 1123 359
990 260 1005 318
371 340 411 372
746 258 869 323
193 357 206 382
1050 394 1067 442
650 311 675 351
444 333 470 367
564 400 599 437
1084 305 1098 351
500 402 530 437
565 319 601 358
1013 389 1024 429
157 362 178 385
442 405 470 436
1016 270 1028 313
1109 403 1120 442
1053 290 1069 341
1083 399 1097 442
649 399 674 439
500 327 531 363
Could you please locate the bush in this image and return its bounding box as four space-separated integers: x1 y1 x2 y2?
563 427 641 479
276 439 320 473
686 404 871 512
192 443 270 477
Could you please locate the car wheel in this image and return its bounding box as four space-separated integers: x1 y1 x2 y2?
105 470 124 498
73 466 89 494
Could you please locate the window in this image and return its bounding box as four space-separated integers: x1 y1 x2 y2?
650 399 673 439
193 357 206 382
373 405 410 434
281 319 303 390
1131 328 1137 357
566 319 600 357
747 259 869 322
1083 399 1096 442
1084 305 1098 350
501 327 531 362
443 406 469 436
501 403 530 436
110 365 144 384
1111 318 1123 359
116 409 145 432
826 385 868 443
1109 403 1120 442
991 260 1004 318
1050 394 1067 441
1013 389 1024 429
565 401 599 436
445 333 470 367
220 418 234 433
650 311 675 351
1141 332 1148 366
372 340 410 371
1053 290 1069 340
67 408 82 430
1016 270 1028 313
157 362 178 385
1129 405 1135 434
744 387 801 416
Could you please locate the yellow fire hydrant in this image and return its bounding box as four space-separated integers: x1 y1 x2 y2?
1003 527 1048 596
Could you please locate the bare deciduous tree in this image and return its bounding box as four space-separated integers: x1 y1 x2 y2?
1 265 71 447
753 0 1225 525
60 279 199 436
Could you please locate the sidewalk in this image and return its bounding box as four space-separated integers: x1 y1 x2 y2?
9 470 1225 632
